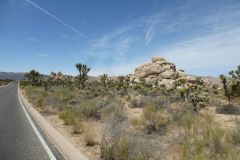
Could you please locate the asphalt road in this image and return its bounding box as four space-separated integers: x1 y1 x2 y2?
0 82 63 160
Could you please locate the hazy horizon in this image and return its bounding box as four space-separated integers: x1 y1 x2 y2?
1 0 240 77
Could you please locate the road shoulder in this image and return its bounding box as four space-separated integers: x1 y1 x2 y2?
18 85 89 160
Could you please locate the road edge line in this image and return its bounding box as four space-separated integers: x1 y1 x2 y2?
17 84 57 160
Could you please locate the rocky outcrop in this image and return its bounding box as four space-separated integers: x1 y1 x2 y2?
130 56 195 88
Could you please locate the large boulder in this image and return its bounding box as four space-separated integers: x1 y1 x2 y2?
130 56 186 88
161 70 179 79
151 56 166 63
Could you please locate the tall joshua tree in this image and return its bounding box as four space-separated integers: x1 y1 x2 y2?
100 74 108 89
75 63 90 90
229 65 240 79
24 69 42 86
220 74 231 101
229 65 240 97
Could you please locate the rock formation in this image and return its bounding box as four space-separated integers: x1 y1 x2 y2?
130 56 195 88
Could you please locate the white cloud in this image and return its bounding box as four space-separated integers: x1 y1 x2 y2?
159 28 240 76
81 2 240 76
86 28 137 62
144 14 163 44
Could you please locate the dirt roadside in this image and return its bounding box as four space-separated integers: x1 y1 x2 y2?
18 87 89 160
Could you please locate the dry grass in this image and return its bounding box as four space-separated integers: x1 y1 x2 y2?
83 127 97 146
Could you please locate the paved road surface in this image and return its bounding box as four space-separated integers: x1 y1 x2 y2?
0 82 63 160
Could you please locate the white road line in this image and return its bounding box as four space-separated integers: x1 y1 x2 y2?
17 84 56 160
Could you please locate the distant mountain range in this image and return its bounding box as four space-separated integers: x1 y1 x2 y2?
0 72 26 81
0 72 220 85
0 72 97 81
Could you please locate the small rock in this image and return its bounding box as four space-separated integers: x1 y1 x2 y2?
151 56 165 63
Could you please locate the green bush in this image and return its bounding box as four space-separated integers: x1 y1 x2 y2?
77 100 101 119
59 110 76 125
72 120 84 134
142 102 170 134
178 113 240 160
101 137 129 160
36 97 43 108
20 80 31 88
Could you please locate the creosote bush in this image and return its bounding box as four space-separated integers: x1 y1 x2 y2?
216 103 240 115
59 110 76 125
141 102 170 134
36 97 44 108
72 119 84 134
101 105 129 160
177 112 240 160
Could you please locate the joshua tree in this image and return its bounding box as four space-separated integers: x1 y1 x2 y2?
116 76 129 91
24 70 43 86
100 74 108 89
75 63 90 90
229 65 240 97
229 65 240 79
174 78 189 101
220 74 232 101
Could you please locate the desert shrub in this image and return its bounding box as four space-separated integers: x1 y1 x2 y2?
101 105 129 160
101 135 129 160
130 118 143 130
20 80 30 88
177 110 202 138
168 92 182 103
169 102 192 123
130 96 169 109
216 103 240 115
36 97 44 108
133 83 152 95
116 89 127 96
230 118 240 146
44 94 65 108
84 127 97 146
55 89 75 102
142 102 170 134
74 96 122 120
59 110 76 125
101 106 161 160
130 98 145 108
72 119 84 134
76 99 101 119
177 112 240 160
101 101 122 118
178 126 239 160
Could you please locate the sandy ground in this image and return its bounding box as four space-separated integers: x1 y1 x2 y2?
201 106 238 129
44 115 102 160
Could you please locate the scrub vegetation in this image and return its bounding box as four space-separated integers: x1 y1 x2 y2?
20 63 240 160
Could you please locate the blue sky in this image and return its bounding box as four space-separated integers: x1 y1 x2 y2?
0 0 240 76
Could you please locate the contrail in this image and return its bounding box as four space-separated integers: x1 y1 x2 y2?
25 0 87 38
